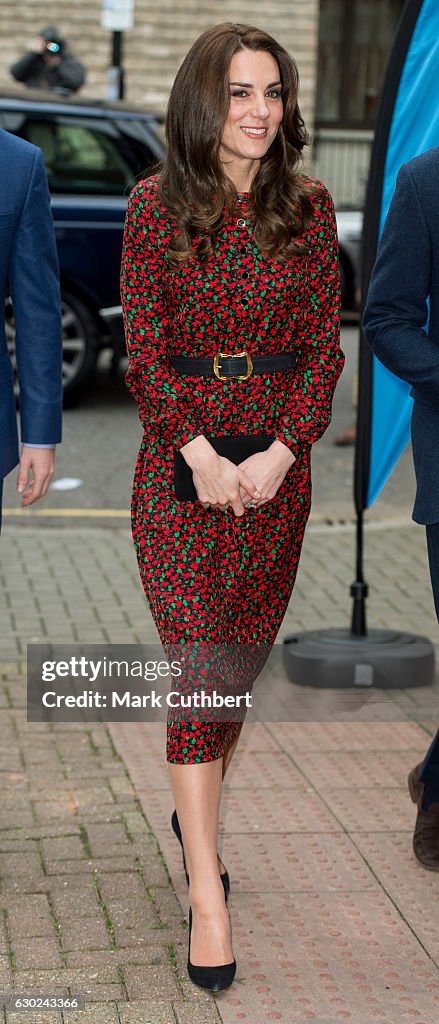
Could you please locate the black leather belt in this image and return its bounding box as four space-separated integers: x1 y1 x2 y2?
171 350 296 381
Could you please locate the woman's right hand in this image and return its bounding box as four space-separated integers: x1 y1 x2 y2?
179 435 261 516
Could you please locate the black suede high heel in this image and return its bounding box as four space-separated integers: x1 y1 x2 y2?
187 905 236 991
171 809 230 902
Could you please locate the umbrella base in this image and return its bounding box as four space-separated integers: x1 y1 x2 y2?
282 628 435 688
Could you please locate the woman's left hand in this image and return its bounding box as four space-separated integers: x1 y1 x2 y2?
238 439 296 508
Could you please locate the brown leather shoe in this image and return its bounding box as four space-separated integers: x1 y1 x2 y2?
334 423 357 447
408 762 439 870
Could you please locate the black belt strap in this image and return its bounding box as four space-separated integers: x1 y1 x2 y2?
171 351 296 378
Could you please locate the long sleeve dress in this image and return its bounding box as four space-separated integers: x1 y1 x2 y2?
120 174 344 764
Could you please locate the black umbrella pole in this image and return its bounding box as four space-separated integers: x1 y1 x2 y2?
111 31 124 99
350 508 368 636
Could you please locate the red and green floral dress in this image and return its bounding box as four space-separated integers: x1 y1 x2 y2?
120 174 344 764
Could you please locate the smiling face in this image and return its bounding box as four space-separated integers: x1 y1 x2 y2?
219 48 283 189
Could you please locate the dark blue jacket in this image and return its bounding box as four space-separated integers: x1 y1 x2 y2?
0 129 62 481
362 147 439 525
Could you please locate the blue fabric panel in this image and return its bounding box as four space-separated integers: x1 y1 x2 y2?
368 0 439 507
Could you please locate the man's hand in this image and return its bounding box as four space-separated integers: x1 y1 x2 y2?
17 448 56 507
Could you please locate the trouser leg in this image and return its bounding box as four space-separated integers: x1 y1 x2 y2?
419 730 439 809
418 524 439 807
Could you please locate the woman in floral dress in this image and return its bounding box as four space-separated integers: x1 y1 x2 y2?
121 22 344 991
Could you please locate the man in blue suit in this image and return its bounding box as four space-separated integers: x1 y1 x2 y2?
363 147 439 870
0 129 62 529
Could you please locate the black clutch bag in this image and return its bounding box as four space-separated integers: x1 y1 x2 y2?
173 433 275 502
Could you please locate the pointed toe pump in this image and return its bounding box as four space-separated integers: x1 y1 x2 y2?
171 809 230 902
187 906 236 991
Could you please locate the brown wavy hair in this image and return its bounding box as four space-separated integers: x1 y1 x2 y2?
155 22 319 266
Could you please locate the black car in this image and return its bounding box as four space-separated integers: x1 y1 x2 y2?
336 210 362 312
1 88 164 404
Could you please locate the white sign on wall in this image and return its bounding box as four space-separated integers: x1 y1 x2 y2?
101 0 135 32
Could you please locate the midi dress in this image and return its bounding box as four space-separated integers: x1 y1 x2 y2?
120 174 344 764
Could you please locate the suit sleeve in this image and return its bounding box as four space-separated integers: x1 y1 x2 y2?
275 185 344 456
120 182 203 449
362 163 437 398
9 147 63 445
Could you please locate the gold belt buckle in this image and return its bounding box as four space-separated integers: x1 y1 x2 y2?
213 349 253 381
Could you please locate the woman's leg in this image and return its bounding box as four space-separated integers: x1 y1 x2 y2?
208 724 243 875
168 758 234 966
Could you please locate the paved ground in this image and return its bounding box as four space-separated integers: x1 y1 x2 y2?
0 324 437 1024
0 516 438 1024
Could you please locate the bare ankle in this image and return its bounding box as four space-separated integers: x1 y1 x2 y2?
189 880 226 912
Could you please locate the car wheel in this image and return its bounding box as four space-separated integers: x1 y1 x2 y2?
5 290 100 408
60 291 100 407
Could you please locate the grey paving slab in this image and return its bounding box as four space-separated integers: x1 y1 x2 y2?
60 1007 120 1024
117 1003 179 1024
4 1014 63 1024
172 1005 223 1024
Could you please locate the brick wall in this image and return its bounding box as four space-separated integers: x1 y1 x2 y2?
0 1 320 132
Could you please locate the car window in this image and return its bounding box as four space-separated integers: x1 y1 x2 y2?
3 112 158 195
113 118 164 176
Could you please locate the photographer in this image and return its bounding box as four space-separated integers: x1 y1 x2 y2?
10 24 85 96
